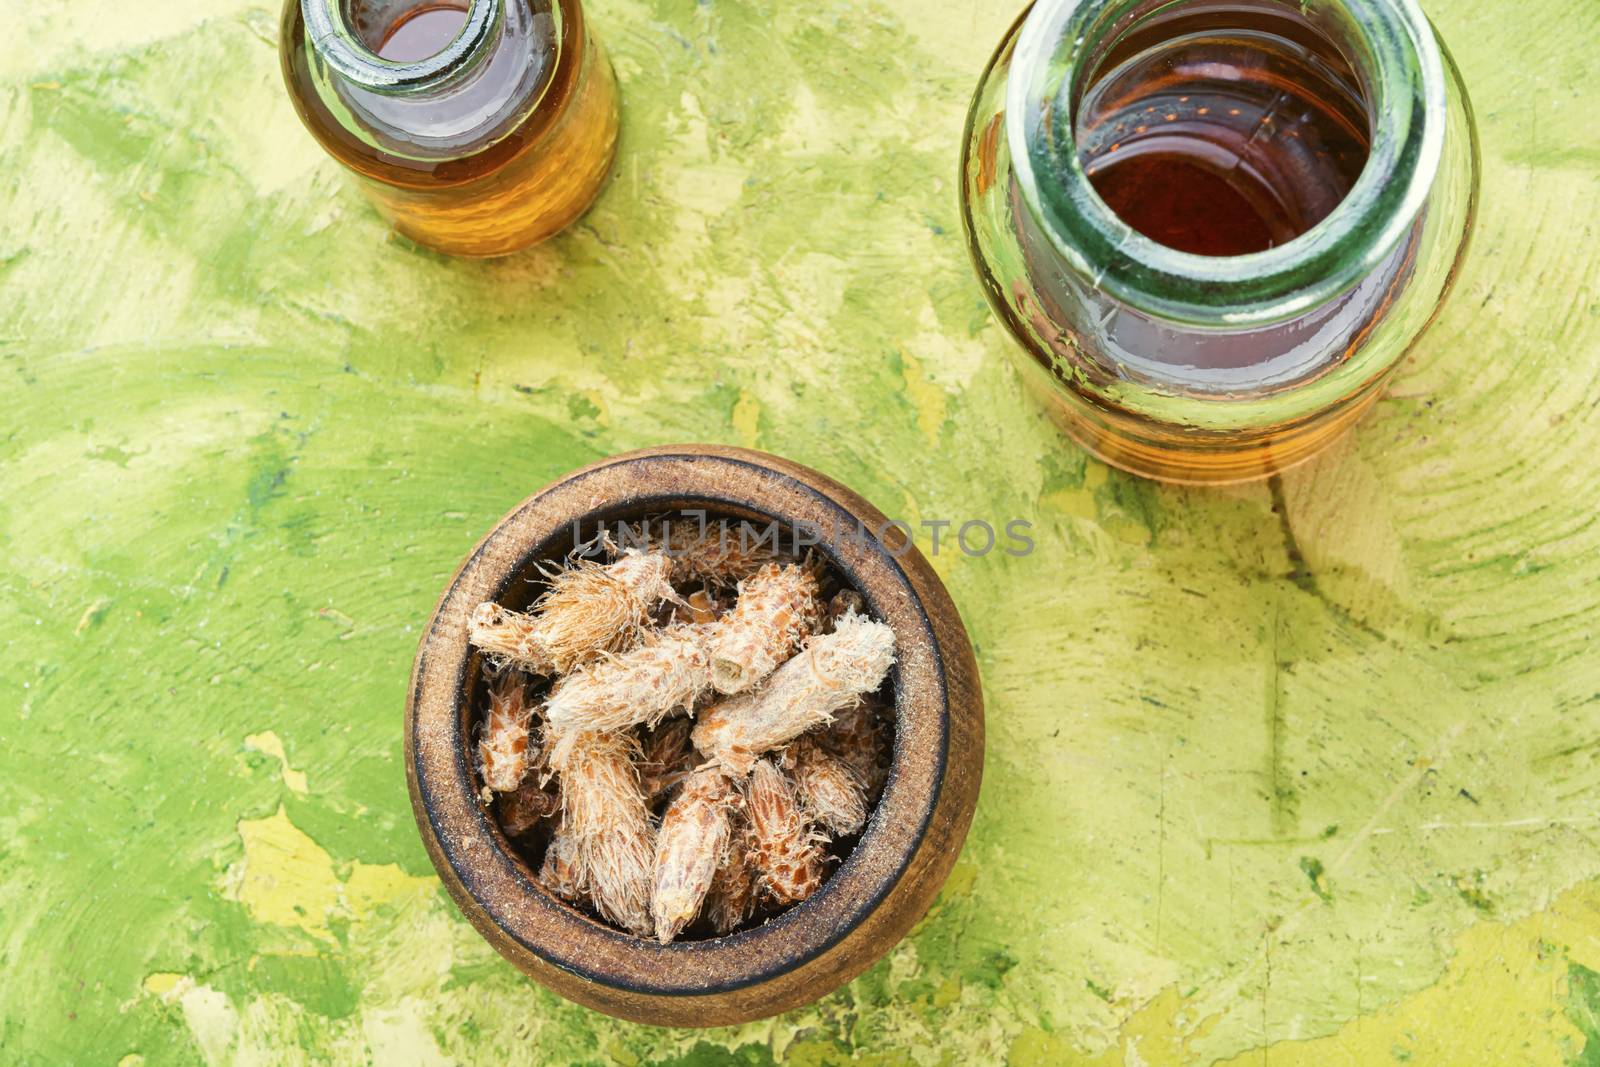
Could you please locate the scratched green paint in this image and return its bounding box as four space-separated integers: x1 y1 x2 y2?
2 0 1598 1063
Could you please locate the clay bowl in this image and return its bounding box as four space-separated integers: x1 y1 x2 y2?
405 444 984 1026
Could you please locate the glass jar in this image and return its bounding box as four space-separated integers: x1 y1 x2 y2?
961 0 1478 483
281 0 619 257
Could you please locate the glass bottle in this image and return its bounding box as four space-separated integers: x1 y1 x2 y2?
961 0 1478 483
281 0 619 257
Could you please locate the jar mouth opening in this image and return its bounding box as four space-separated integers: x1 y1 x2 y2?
301 0 500 93
1005 0 1446 326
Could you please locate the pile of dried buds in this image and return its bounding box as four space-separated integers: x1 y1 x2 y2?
467 520 895 943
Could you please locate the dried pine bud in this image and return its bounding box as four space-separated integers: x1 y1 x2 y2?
615 520 777 584
539 821 585 902
651 767 737 943
478 672 536 793
545 626 711 760
498 777 559 837
534 551 676 670
783 735 868 837
553 731 655 938
677 589 725 626
704 811 758 935
825 699 893 802
707 563 822 694
693 611 895 776
469 602 556 674
743 758 827 905
655 588 727 629
823 590 864 633
469 550 675 675
638 717 696 805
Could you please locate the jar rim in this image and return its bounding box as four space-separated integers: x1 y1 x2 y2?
1004 0 1447 327
300 0 501 93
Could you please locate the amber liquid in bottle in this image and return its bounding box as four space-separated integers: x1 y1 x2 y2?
378 6 473 61
281 0 619 256
1075 6 1372 256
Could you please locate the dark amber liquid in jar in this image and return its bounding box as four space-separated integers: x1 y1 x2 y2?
281 0 619 256
960 0 1476 483
1075 6 1372 256
1006 2 1407 395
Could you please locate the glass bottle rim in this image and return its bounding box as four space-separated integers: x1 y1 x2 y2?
300 0 501 93
1005 0 1447 327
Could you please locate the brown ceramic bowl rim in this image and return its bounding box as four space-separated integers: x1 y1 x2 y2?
405 445 956 997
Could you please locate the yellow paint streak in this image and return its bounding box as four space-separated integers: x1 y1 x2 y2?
220 805 340 942
663 160 747 218
344 861 437 917
1042 487 1098 520
1110 518 1152 546
1210 880 1600 1067
941 860 980 899
244 731 309 794
74 596 110 635
219 804 436 952
1041 461 1111 522
899 346 947 448
1013 879 1600 1066
142 972 186 999
582 388 612 428
1006 1027 1091 1067
732 390 762 449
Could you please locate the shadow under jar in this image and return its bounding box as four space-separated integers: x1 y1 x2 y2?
962 0 1478 483
281 0 618 256
405 446 984 1026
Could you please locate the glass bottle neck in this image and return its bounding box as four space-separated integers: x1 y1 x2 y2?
301 0 503 94
299 0 560 162
1006 0 1447 328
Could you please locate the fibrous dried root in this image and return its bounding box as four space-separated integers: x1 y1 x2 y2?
539 820 586 903
824 698 893 802
478 671 536 793
742 758 827 905
707 563 821 694
783 735 868 837
482 516 897 944
545 626 711 760
704 810 759 935
650 767 736 943
693 611 895 775
638 716 696 805
553 730 655 937
469 550 675 674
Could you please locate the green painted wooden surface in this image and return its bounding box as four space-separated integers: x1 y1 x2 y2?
2 0 1598 1063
